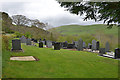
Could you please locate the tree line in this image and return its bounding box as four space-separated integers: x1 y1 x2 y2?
11 15 46 29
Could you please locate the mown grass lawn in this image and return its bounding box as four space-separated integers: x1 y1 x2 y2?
2 44 118 78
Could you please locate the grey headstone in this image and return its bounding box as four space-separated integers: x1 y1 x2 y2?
20 36 27 43
92 40 96 50
77 39 83 51
26 38 31 45
99 48 105 56
105 41 110 52
46 41 52 48
83 42 86 48
74 41 78 48
11 39 22 51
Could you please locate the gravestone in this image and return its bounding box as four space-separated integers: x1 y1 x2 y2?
39 42 43 48
72 41 75 45
74 41 78 48
99 48 105 56
26 38 31 45
11 39 22 51
62 42 68 48
92 40 96 50
34 39 38 43
54 42 61 50
83 42 86 48
46 41 52 48
77 39 83 51
67 44 75 49
43 39 47 45
42 41 45 45
88 43 92 49
52 41 56 46
114 48 120 59
96 41 100 50
105 41 110 52
31 38 34 41
20 36 27 43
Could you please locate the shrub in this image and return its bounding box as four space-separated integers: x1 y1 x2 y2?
2 35 10 50
14 31 23 38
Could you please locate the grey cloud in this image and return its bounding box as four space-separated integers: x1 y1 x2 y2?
0 1 103 27
1 2 26 15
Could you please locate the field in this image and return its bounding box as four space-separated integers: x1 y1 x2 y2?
2 43 118 78
54 24 118 37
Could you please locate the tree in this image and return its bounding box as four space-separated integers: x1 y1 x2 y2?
30 19 46 29
2 12 13 33
59 2 120 28
11 15 30 26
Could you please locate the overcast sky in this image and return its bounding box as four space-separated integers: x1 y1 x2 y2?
0 0 103 27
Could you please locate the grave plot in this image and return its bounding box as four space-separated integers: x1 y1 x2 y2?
10 56 39 61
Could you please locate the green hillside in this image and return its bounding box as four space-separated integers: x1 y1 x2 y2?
54 24 118 36
51 24 119 50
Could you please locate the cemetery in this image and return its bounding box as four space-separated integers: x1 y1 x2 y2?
2 35 119 78
1 1 119 79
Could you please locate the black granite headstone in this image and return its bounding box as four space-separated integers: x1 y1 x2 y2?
96 41 100 50
54 42 61 50
31 38 34 41
11 39 22 51
34 39 38 43
39 42 43 48
114 48 120 59
88 43 92 49
52 41 56 46
62 42 68 48
43 39 46 45
67 44 75 49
